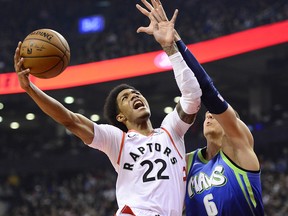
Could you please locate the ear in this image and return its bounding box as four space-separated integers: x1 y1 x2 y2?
116 113 126 123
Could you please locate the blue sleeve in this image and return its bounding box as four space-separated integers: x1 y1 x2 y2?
176 40 228 114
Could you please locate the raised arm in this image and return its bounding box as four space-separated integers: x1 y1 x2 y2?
174 28 259 170
137 0 202 125
14 42 94 144
137 0 259 171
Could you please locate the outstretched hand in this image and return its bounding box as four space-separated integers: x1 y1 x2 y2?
136 0 178 48
14 41 31 90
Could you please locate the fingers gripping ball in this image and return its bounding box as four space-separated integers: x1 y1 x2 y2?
20 29 70 79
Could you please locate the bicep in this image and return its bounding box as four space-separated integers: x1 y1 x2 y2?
213 106 244 135
213 105 254 150
215 106 259 170
65 112 94 144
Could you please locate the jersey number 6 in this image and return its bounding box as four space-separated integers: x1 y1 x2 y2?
203 193 218 216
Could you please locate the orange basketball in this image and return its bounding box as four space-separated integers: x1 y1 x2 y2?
20 29 70 79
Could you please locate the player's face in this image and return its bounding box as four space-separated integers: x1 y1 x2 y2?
116 88 151 123
203 111 224 139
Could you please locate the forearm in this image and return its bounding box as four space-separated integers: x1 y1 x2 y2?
169 52 202 115
25 83 73 125
175 39 228 114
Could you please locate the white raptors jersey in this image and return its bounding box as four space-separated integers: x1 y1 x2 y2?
88 109 190 216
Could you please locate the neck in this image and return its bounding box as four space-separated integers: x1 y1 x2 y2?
204 136 222 160
126 119 154 136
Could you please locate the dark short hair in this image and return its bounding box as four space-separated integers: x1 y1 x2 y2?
103 84 136 131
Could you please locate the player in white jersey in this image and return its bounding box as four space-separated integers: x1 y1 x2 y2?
14 6 202 215
89 106 189 215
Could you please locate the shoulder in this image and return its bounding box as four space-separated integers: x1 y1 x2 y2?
94 122 123 133
219 150 261 173
89 123 124 146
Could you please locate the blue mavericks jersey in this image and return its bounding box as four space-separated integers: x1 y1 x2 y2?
185 148 264 216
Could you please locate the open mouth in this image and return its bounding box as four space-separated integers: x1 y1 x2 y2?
133 100 144 109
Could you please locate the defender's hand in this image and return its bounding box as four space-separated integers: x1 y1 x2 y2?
136 0 169 35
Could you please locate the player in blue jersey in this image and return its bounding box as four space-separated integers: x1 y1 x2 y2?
136 0 264 215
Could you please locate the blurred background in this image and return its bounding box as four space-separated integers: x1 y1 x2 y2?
0 0 288 215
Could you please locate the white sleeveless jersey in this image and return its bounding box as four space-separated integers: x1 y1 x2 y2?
88 109 190 216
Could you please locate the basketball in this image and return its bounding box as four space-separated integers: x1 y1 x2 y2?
20 29 70 79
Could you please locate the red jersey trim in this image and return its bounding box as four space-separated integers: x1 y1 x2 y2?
117 132 126 165
161 127 183 160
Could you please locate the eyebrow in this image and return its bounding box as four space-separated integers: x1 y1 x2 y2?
119 89 132 98
119 92 129 100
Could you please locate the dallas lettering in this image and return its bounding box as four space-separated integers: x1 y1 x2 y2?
187 165 227 197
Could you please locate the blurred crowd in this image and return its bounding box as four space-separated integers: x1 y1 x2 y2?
0 170 118 216
0 0 287 73
260 151 288 216
1 0 288 215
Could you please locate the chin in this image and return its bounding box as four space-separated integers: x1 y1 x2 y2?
204 130 216 137
139 110 151 120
